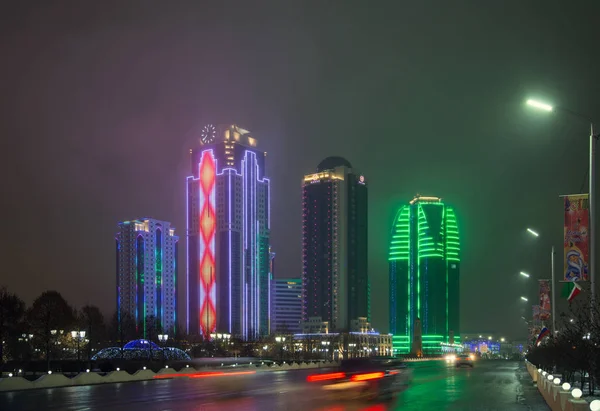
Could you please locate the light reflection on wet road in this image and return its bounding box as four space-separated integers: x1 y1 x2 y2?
0 360 549 411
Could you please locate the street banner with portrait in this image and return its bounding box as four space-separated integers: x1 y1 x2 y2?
539 280 551 321
532 305 540 322
564 194 589 281
528 326 541 346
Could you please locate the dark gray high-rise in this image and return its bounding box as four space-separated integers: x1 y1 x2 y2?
302 157 369 331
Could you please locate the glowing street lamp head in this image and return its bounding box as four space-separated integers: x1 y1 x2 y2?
526 99 553 112
521 296 528 302
520 271 530 278
526 228 539 237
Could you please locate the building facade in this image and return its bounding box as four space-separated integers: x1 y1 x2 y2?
389 195 460 355
116 218 179 337
271 278 302 334
302 157 369 332
292 331 392 360
187 124 270 340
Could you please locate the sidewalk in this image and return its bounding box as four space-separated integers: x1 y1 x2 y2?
516 363 551 410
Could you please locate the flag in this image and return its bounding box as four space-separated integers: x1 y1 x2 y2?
564 195 589 281
567 282 582 303
561 282 574 298
535 327 550 346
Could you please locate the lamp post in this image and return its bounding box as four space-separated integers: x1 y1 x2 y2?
158 334 168 363
71 330 86 370
526 99 598 307
275 336 286 361
522 227 557 334
321 341 331 361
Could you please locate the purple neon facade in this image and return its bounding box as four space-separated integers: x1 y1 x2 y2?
116 219 179 337
186 125 270 340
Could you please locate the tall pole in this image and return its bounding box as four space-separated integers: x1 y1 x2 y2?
551 246 556 334
590 122 596 308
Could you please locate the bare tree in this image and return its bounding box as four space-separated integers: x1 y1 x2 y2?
0 286 25 364
80 305 105 365
530 298 600 395
27 291 75 370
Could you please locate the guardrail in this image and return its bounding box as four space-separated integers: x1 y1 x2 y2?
0 361 340 392
403 357 443 362
524 360 598 411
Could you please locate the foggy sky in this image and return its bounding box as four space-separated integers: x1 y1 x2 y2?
1 0 599 339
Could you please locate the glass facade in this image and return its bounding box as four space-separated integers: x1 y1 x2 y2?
187 125 270 340
389 196 460 355
302 158 368 331
116 219 179 338
271 278 303 334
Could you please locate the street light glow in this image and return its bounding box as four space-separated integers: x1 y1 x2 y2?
526 228 539 237
520 271 530 278
526 99 553 112
521 296 528 301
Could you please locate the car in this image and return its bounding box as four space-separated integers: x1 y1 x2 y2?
306 357 412 401
445 354 457 364
455 353 475 367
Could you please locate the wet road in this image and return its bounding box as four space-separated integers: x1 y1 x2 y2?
0 360 548 411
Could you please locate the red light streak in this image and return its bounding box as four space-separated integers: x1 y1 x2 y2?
350 372 385 382
153 373 191 379
153 370 256 380
306 372 346 382
190 371 256 378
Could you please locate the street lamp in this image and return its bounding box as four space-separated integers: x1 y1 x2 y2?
158 334 168 363
526 99 553 112
321 341 331 361
275 336 286 361
521 296 528 302
519 271 530 278
71 330 86 370
522 226 557 334
526 98 599 306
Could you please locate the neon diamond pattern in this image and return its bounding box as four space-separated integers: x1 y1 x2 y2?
200 154 216 194
200 203 216 244
198 150 216 339
200 251 215 289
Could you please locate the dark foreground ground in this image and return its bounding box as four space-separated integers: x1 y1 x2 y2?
0 360 549 411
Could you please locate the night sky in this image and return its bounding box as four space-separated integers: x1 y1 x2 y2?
2 1 600 339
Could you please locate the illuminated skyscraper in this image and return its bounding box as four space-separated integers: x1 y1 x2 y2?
186 124 270 340
116 218 179 337
389 195 460 355
302 157 368 331
271 278 302 334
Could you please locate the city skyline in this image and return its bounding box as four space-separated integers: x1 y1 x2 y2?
3 2 598 340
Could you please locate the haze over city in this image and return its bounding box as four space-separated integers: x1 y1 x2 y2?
2 0 599 341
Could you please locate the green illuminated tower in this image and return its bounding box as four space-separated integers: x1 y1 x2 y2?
389 195 460 355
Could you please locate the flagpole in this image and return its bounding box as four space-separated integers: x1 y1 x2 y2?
551 246 556 334
590 122 596 312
